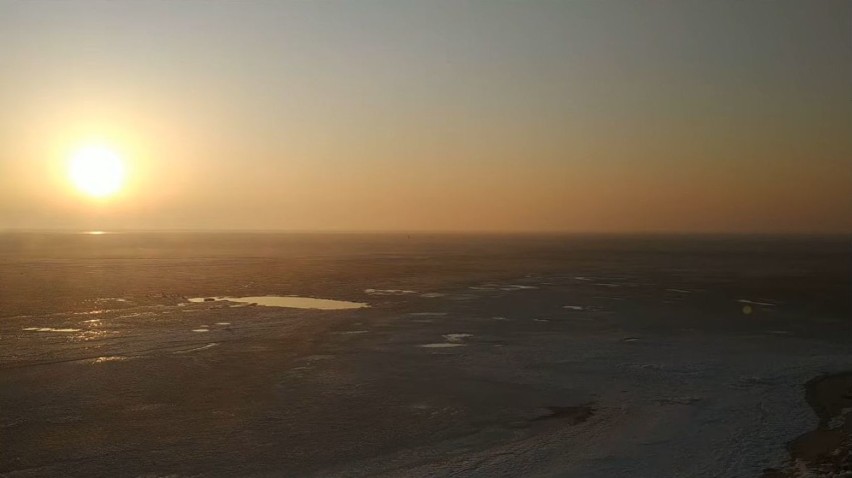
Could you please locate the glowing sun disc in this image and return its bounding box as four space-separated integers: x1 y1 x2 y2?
68 146 126 198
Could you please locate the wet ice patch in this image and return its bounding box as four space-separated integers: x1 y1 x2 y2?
419 332 473 348
737 299 775 307
443 333 472 343
364 289 416 296
189 296 368 310
469 284 501 290
22 327 81 333
301 354 335 362
174 343 219 354
447 294 477 301
656 396 702 406
768 330 792 335
470 284 538 291
89 355 132 364
116 312 156 319
95 297 129 303
500 285 538 291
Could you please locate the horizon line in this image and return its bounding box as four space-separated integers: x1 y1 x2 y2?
1 228 850 237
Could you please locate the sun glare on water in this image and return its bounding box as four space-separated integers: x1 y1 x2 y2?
68 145 126 198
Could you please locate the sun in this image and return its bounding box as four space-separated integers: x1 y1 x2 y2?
68 145 126 198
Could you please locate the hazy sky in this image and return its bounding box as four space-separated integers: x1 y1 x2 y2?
1 0 850 233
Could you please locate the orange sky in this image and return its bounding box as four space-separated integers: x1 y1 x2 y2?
1 1 850 233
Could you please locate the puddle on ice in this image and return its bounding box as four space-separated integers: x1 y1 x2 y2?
189 296 368 310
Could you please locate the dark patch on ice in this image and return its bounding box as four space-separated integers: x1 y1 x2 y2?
656 397 702 405
530 405 595 424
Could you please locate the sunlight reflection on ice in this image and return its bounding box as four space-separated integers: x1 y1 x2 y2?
189 296 367 310
23 327 81 333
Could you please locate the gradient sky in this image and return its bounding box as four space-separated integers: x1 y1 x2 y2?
1 0 850 233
